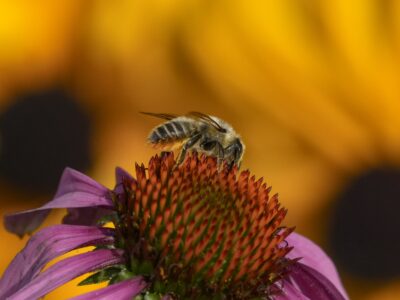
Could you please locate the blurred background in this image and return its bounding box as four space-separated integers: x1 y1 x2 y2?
1 1 400 299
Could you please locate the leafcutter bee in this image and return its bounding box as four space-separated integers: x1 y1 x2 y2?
142 112 245 169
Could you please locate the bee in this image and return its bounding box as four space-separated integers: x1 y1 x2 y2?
141 112 245 169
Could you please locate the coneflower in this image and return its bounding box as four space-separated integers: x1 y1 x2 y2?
1 153 347 299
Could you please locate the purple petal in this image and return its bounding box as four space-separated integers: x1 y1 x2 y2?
115 167 134 185
7 249 124 300
4 168 113 237
63 207 114 226
54 167 109 198
287 262 346 300
274 280 308 299
70 277 147 300
5 210 50 239
285 233 348 299
0 225 114 299
114 167 134 195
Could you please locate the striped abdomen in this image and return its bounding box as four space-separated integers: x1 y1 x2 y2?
148 120 194 143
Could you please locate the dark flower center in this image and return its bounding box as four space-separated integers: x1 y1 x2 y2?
0 88 91 193
329 167 400 280
112 153 294 299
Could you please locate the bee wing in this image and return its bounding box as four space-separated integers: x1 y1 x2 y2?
140 112 179 120
187 111 226 133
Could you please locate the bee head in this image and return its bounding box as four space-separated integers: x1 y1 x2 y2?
233 139 244 164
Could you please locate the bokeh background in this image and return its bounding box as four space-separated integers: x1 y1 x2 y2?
1 1 400 299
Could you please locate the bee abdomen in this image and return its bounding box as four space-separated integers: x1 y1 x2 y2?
149 121 192 143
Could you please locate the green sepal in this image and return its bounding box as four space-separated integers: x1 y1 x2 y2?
131 258 154 276
144 293 161 300
138 260 154 275
78 265 125 286
164 279 187 296
133 292 161 300
108 268 135 284
152 280 166 294
96 212 119 226
94 244 116 250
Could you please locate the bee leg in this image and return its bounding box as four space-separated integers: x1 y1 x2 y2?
199 138 224 168
160 151 171 158
177 133 202 164
224 140 243 169
215 142 225 169
214 141 225 170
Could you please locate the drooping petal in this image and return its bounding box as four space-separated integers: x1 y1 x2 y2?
4 168 113 237
69 277 147 300
7 249 124 300
0 225 114 299
287 262 346 300
61 167 134 226
285 233 348 299
53 168 109 198
4 210 50 239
